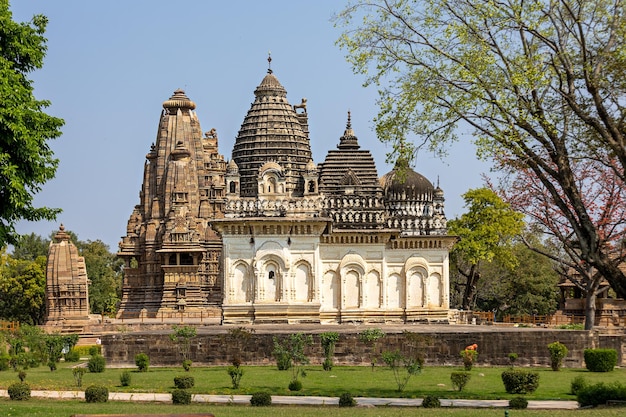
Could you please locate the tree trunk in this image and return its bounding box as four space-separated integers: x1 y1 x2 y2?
584 291 596 331
461 264 480 311
590 253 626 300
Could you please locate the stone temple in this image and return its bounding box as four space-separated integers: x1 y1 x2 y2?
117 63 456 324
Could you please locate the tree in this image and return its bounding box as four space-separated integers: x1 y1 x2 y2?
0 1 64 246
494 157 626 329
11 232 49 260
272 333 313 389
77 239 123 315
335 0 626 299
0 249 46 324
448 188 524 310
169 325 196 370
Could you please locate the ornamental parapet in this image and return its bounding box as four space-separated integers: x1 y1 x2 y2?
224 196 322 218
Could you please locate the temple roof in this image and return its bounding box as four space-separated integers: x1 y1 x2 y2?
380 159 435 201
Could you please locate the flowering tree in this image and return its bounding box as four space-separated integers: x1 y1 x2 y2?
494 156 626 329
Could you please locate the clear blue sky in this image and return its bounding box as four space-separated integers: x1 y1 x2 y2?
11 1 490 251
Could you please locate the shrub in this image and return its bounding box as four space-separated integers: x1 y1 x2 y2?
508 353 518 367
320 331 339 371
8 382 31 400
120 370 132 387
339 392 356 407
227 365 243 389
501 369 540 394
577 382 626 407
171 389 191 405
182 359 192 372
88 354 106 373
85 384 109 403
174 375 195 389
323 357 333 371
450 371 471 392
64 349 80 362
135 353 150 372
571 376 587 395
584 348 617 372
250 391 272 406
288 379 303 391
88 345 101 356
73 367 86 387
0 353 10 371
547 341 568 371
422 395 441 408
18 370 27 382
460 347 478 370
509 397 528 409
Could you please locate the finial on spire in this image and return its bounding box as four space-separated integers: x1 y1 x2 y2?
267 51 272 74
346 110 352 130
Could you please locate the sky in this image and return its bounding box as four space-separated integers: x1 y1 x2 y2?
11 1 491 251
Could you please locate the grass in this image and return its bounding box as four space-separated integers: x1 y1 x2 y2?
1 362 625 400
1 400 626 417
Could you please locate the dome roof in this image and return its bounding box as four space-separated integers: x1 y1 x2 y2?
380 161 435 200
163 89 196 110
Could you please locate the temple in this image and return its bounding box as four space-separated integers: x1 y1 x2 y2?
117 62 456 324
45 225 91 326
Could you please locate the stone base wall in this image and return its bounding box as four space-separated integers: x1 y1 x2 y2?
100 327 625 368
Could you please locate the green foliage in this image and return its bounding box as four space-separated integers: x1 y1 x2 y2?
272 340 292 370
359 328 385 370
71 345 97 358
272 333 313 386
18 370 27 381
0 2 64 246
320 331 339 371
12 233 49 260
556 323 584 330
169 325 197 364
0 252 47 324
584 348 617 372
8 382 30 400
64 349 80 362
501 369 540 394
171 389 191 405
450 371 471 392
338 392 356 407
134 353 149 372
570 376 587 395
182 359 192 372
422 395 441 408
460 347 478 371
173 375 195 389
547 341 568 371
84 384 109 403
120 370 131 387
250 391 272 406
448 188 524 309
87 354 106 373
72 367 86 387
577 382 626 407
509 397 528 409
381 349 423 392
223 326 254 366
44 334 77 370
88 345 101 356
288 379 303 391
77 239 123 315
227 365 243 389
508 353 518 367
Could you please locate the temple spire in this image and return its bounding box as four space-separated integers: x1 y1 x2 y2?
267 51 272 74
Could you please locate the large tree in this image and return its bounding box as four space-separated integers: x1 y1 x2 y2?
0 248 46 324
448 188 525 310
77 239 123 315
0 1 63 246
336 0 626 298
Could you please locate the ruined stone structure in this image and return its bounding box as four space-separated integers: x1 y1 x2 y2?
118 62 456 324
45 225 91 325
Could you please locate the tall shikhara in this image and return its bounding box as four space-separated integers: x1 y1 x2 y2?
117 90 225 318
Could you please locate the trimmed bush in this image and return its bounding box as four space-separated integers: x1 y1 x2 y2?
422 395 441 408
64 348 80 362
577 382 626 407
171 389 192 405
135 353 150 372
18 370 27 381
288 379 303 391
8 382 31 400
509 397 528 409
584 348 617 372
85 384 109 403
87 354 106 373
174 375 195 389
547 341 568 371
501 369 540 394
571 376 588 395
182 359 192 372
451 371 472 392
250 391 272 406
88 345 101 356
120 370 132 387
339 392 356 407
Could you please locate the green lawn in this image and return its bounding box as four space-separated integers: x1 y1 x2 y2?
1 362 624 400
1 400 625 417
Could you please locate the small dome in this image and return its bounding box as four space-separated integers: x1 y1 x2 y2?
380 161 435 200
163 89 196 110
227 159 239 174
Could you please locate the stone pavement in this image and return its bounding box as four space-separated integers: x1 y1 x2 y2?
0 389 579 409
